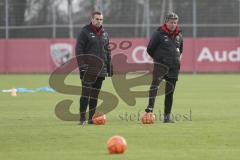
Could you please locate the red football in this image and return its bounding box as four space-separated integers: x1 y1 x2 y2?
107 136 127 154
141 112 156 124
92 112 106 125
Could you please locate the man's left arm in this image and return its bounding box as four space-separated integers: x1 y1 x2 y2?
180 35 183 55
105 35 113 77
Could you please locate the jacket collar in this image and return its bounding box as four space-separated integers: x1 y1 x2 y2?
90 23 104 36
161 24 180 37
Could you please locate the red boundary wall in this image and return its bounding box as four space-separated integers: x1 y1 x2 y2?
0 38 239 73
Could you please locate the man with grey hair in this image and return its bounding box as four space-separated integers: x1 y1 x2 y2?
145 12 183 123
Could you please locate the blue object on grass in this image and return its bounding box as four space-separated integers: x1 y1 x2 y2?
35 86 55 92
16 88 35 93
15 86 55 93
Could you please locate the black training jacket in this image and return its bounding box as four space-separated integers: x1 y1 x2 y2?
75 24 112 77
147 26 183 69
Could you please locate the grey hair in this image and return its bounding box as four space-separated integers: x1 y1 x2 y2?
165 12 179 22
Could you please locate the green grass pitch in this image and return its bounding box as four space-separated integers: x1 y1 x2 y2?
0 74 240 160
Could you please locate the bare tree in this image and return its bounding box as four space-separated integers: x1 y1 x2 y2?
8 0 27 26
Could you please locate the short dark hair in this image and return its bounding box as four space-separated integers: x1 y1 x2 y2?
91 11 102 18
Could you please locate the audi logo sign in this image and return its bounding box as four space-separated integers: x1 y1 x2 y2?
131 46 153 63
0 37 239 73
